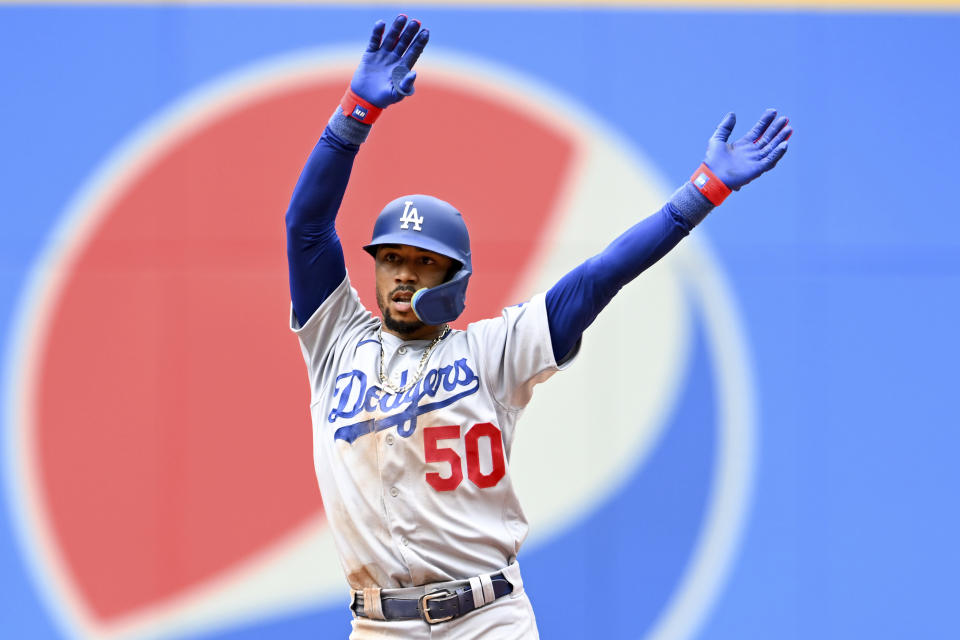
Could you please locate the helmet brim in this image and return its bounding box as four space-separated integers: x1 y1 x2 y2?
363 233 469 270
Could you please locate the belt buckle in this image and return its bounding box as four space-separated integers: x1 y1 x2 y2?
418 589 454 624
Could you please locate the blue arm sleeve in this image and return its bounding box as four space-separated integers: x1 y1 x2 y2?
545 182 713 362
285 108 371 326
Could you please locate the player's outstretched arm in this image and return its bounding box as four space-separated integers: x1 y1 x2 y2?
285 15 429 326
545 110 792 362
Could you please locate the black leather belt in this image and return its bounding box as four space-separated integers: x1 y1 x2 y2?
352 573 514 624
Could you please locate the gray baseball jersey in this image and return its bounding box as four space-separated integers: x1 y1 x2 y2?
291 273 576 591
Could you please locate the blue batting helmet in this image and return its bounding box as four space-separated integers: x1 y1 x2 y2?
364 195 472 325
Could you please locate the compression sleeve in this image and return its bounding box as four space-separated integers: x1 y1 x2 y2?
285 108 372 325
545 182 713 362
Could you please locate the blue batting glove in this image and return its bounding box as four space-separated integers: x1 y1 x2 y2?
351 15 430 108
704 109 793 191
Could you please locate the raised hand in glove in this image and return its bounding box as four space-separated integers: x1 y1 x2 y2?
690 109 792 205
344 14 429 121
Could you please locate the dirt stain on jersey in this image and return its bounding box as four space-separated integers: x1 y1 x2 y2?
346 564 380 589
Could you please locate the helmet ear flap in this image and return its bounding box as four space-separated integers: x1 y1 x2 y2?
411 267 471 326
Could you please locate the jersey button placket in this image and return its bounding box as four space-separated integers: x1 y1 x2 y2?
381 345 423 566
378 424 408 561
390 343 417 381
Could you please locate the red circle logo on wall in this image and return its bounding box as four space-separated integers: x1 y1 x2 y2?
9 51 755 640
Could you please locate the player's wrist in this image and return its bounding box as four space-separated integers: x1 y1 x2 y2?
340 87 384 124
327 106 373 145
668 181 715 230
690 162 732 206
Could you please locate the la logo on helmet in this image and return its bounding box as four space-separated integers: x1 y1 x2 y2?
400 200 424 230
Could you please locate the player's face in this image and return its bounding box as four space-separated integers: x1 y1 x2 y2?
375 244 455 339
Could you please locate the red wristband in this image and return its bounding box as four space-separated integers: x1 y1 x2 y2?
339 88 383 124
690 163 732 206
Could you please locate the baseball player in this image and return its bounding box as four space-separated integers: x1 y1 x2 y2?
285 14 791 640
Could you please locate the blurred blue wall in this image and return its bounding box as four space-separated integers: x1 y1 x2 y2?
2 5 958 639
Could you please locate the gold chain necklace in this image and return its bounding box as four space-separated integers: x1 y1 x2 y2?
377 324 449 395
